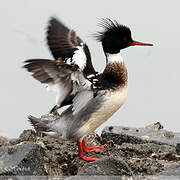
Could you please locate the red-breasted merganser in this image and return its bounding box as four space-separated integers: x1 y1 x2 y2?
24 17 153 161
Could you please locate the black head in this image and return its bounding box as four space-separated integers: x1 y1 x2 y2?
95 19 153 54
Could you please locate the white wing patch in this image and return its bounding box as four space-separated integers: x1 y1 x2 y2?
71 71 92 95
46 82 71 106
42 43 90 107
66 44 87 70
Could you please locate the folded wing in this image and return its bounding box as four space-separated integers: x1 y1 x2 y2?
28 89 106 140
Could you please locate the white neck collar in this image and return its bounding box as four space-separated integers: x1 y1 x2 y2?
106 53 124 63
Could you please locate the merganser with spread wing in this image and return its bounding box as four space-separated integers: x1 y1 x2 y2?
24 17 153 161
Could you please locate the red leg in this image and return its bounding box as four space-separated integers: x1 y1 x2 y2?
82 138 106 153
77 140 99 161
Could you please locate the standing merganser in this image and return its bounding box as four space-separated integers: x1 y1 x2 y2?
25 17 153 161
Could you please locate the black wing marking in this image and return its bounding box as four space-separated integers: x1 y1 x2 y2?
47 17 96 75
47 17 81 59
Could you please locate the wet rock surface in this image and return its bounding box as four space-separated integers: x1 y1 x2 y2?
0 122 179 178
101 124 180 146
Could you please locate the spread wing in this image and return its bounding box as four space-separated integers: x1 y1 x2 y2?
24 17 98 108
24 58 93 107
24 59 78 84
47 17 96 76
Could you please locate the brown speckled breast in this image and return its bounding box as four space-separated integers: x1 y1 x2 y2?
94 62 128 90
104 62 128 88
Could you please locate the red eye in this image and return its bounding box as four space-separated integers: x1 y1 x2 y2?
124 37 127 41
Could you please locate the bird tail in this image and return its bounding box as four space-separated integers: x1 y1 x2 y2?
28 115 52 133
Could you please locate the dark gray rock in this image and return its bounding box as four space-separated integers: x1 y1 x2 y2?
66 176 124 180
101 124 180 146
159 165 180 176
0 143 47 176
117 142 176 160
176 143 180 155
77 158 133 176
0 122 179 178
127 157 164 175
